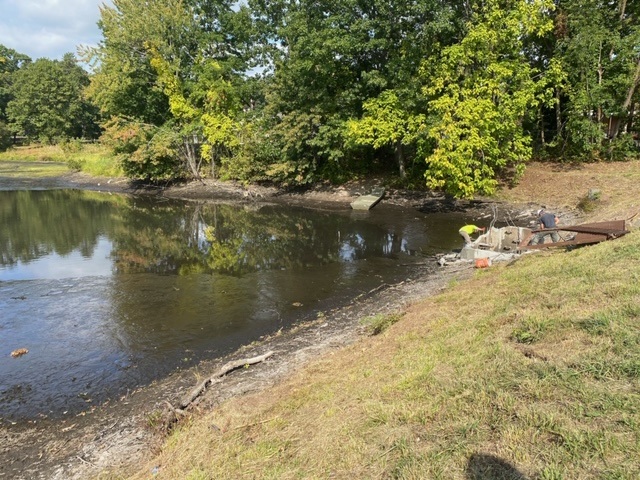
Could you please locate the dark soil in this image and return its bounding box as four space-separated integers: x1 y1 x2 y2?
0 170 569 480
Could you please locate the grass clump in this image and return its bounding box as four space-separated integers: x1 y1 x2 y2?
577 193 600 213
360 313 402 335
116 229 640 480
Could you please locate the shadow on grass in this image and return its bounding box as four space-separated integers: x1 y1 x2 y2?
466 453 529 480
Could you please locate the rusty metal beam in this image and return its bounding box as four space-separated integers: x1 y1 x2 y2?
518 220 629 250
522 236 607 250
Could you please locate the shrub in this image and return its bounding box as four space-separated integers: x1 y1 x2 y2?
59 138 84 154
601 133 640 161
0 122 12 152
361 313 402 335
100 117 183 182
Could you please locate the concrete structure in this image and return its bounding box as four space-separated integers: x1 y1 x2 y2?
459 225 532 262
350 188 385 210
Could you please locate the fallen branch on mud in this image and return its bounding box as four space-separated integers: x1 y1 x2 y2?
179 351 275 410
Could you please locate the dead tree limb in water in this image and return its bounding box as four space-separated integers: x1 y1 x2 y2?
180 351 275 409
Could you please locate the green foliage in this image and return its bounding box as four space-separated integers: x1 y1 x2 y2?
422 0 555 198
59 138 84 154
100 117 150 156
65 156 84 172
252 0 461 183
346 90 428 179
6 55 99 143
266 111 325 186
361 313 402 336
61 138 87 172
552 0 640 158
577 193 600 213
71 0 640 188
512 317 549 344
561 114 606 160
347 91 426 151
0 45 31 123
84 0 173 125
601 134 640 162
0 121 11 152
128 127 185 182
89 0 251 182
217 120 277 183
100 117 182 182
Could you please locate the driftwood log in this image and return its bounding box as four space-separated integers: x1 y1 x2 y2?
179 351 275 409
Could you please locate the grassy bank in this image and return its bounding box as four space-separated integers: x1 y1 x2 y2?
0 143 122 178
111 195 640 476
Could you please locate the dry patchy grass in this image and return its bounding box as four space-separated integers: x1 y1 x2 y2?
496 161 640 223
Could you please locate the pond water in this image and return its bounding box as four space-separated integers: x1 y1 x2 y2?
0 189 475 421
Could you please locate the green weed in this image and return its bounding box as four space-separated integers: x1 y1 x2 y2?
361 313 402 335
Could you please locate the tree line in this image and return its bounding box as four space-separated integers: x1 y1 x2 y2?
1 0 639 198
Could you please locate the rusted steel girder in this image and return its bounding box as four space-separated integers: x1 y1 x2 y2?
519 220 629 250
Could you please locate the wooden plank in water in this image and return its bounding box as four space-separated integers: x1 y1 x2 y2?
350 189 385 210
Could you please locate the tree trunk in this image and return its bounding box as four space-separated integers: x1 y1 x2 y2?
539 105 545 148
555 88 562 139
183 138 201 180
597 40 603 125
394 140 406 179
609 58 640 139
618 0 627 22
607 0 633 139
627 102 636 135
211 145 217 179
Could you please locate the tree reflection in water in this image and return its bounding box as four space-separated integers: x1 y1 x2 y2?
0 189 469 420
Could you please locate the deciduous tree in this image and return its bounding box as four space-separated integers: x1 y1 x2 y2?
250 0 462 182
423 0 555 198
88 0 251 181
7 54 99 143
0 45 31 123
553 0 640 159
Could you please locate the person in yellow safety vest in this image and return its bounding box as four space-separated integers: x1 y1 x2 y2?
458 224 486 246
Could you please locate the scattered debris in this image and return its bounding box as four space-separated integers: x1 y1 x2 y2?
474 258 491 268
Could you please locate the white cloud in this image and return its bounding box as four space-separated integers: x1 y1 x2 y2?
0 0 110 61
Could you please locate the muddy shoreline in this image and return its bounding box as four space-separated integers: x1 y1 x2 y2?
0 171 548 480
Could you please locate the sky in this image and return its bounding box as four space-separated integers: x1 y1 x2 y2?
0 0 110 62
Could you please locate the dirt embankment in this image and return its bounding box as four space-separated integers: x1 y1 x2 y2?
1 161 638 480
55 161 640 223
